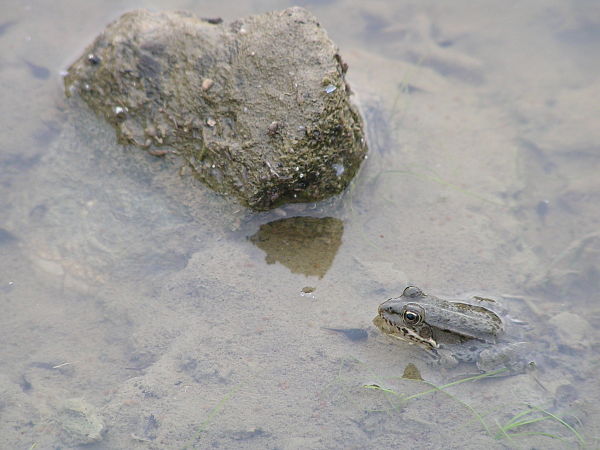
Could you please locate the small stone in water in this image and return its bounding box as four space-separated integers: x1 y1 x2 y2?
201 78 214 90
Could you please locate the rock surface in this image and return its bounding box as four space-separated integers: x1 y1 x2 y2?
64 7 367 210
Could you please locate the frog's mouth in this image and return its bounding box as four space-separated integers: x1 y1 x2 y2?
373 314 438 350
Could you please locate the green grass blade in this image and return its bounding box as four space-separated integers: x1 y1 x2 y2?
530 406 586 447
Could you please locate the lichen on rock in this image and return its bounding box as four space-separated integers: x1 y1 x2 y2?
64 7 367 210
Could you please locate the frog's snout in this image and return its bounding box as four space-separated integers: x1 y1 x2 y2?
378 304 392 316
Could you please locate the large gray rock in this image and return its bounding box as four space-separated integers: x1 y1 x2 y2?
64 7 367 210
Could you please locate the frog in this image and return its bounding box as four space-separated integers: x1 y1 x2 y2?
373 286 532 374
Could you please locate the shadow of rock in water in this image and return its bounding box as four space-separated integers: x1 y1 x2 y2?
248 216 343 278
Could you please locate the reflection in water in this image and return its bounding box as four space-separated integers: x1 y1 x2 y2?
249 216 343 278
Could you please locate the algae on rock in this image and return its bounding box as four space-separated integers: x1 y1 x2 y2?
64 7 367 210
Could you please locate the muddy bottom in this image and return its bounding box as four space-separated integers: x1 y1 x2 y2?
1 0 599 448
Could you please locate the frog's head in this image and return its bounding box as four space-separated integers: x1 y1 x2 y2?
373 286 438 350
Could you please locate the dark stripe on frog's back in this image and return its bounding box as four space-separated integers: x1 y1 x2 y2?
422 301 504 343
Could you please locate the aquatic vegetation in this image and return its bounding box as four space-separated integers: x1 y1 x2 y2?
318 356 586 447
363 372 587 447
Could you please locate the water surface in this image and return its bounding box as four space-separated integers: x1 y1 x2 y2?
1 0 599 448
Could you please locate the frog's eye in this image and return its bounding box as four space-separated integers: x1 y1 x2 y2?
402 304 424 325
403 286 424 298
403 310 421 325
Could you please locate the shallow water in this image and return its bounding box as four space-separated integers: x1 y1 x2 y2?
1 1 599 448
